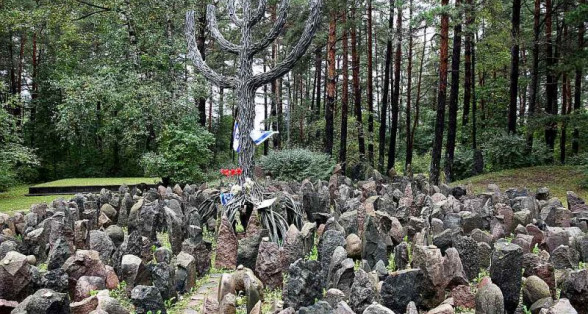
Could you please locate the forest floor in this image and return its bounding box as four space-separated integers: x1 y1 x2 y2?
453 165 587 206
0 177 160 214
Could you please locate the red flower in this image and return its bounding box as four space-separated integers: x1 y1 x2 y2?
236 168 242 175
230 169 237 176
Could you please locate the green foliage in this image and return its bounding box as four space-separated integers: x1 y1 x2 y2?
141 116 214 185
306 244 318 261
0 96 40 191
473 268 490 285
453 147 476 181
109 281 132 311
259 148 335 182
532 244 540 254
387 253 396 272
483 132 551 172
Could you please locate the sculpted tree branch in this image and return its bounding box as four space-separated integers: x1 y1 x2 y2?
185 0 323 179
250 0 289 55
186 11 238 88
249 0 268 26
227 0 244 27
207 5 241 54
250 0 323 88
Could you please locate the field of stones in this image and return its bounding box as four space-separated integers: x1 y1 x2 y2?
1 168 588 314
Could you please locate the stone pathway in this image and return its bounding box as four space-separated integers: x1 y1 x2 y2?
183 273 222 313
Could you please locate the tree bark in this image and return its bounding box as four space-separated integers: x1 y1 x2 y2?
544 0 557 156
410 25 427 164
405 0 413 171
325 11 336 156
572 0 584 155
462 0 473 128
445 0 462 183
378 0 393 172
366 0 375 164
340 8 350 173
314 47 322 118
388 0 402 172
351 2 366 162
527 0 541 149
431 0 450 185
508 0 521 134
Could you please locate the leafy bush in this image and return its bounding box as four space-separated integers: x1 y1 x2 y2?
482 132 551 172
0 98 40 191
141 117 214 184
259 148 335 181
453 147 476 180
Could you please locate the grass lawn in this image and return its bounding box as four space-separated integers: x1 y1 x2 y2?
0 185 74 214
1 177 160 214
33 177 160 187
453 165 587 205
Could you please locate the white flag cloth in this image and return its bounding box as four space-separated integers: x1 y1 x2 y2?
233 122 240 152
233 122 279 152
250 129 279 145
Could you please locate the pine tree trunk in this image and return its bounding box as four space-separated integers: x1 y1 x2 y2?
410 25 427 164
352 3 366 161
325 12 336 155
314 47 322 118
572 0 584 155
544 0 557 156
378 0 393 172
508 0 521 134
388 0 402 172
445 0 462 183
405 0 413 171
367 0 375 164
561 75 568 164
431 0 450 185
528 0 541 149
340 8 350 173
462 0 473 128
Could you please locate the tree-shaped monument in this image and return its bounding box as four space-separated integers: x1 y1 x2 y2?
185 0 323 180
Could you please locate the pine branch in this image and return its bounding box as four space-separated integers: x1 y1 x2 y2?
186 11 238 89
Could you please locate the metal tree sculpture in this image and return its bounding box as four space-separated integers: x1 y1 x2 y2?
186 0 323 180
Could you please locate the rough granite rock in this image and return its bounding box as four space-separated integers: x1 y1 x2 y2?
348 269 376 313
560 269 588 314
283 259 323 310
215 215 238 270
490 242 523 314
130 285 165 314
475 281 504 314
11 289 70 314
255 238 282 290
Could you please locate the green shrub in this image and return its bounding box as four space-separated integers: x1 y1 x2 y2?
482 132 551 172
0 102 40 191
259 148 335 181
141 116 214 184
453 147 476 180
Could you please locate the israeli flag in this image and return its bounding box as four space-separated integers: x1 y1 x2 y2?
250 129 279 146
233 122 240 152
